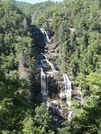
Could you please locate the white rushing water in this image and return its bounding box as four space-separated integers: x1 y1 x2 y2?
41 67 51 110
44 54 58 72
46 98 51 111
41 68 47 97
40 28 49 43
63 74 72 120
41 54 57 110
41 61 46 67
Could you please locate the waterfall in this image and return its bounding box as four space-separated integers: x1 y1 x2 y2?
40 28 49 43
41 66 51 110
41 54 58 112
41 61 46 66
63 74 72 120
46 98 51 111
41 68 47 97
46 59 57 72
39 27 72 119
44 54 58 72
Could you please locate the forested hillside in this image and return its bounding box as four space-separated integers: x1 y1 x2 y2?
29 0 101 76
1 0 101 133
0 0 56 133
17 0 101 133
17 0 101 75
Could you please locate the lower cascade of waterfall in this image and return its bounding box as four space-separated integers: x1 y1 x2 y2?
41 54 72 121
63 74 72 120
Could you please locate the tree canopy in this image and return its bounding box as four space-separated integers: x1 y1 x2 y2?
1 0 101 133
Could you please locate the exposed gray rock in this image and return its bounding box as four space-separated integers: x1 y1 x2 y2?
31 27 48 48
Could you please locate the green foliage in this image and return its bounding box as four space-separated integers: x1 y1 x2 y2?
0 0 36 76
0 1 37 133
0 69 31 133
71 72 101 134
1 0 101 133
58 72 101 134
34 103 56 133
36 15 46 27
30 0 101 77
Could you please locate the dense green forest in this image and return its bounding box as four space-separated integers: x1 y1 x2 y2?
1 0 101 133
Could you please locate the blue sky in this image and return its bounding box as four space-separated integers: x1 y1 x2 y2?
17 0 63 4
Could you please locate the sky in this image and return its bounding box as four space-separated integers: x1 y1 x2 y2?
17 0 63 4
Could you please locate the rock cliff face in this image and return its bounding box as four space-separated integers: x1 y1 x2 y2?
32 27 48 48
39 54 69 124
33 27 84 126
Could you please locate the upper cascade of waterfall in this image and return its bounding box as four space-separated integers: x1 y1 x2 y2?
40 28 49 43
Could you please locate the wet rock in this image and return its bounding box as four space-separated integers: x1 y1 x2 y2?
59 92 66 99
31 27 47 48
36 54 45 60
